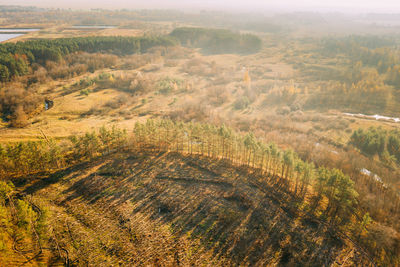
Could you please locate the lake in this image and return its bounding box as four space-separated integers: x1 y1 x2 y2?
0 28 39 42
0 34 23 42
0 28 39 32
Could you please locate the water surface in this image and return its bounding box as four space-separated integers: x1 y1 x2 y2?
0 28 39 42
0 28 39 32
0 34 23 42
344 112 400 123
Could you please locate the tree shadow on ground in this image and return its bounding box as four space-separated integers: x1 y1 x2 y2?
23 151 363 266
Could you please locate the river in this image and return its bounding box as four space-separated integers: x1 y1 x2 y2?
343 113 400 123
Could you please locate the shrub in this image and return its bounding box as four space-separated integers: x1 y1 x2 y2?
233 96 250 110
16 199 35 230
157 77 183 95
80 89 90 96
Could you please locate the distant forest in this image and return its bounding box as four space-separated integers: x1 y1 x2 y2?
170 27 262 54
0 28 262 82
0 36 177 82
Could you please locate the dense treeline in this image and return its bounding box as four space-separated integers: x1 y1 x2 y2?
0 36 177 82
170 27 262 54
350 126 400 164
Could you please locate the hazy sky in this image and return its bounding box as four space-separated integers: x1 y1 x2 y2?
2 0 400 13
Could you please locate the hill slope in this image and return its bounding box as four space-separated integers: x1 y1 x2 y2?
3 150 372 266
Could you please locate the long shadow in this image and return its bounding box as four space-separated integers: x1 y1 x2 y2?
156 175 233 187
23 159 102 195
22 151 360 266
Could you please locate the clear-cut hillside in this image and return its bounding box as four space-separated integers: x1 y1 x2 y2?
4 150 372 266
